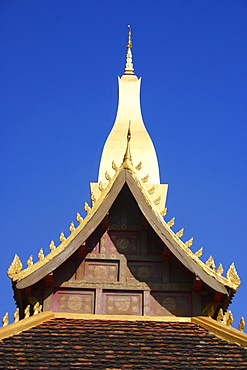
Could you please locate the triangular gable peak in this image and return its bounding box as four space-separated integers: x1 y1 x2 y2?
8 161 240 319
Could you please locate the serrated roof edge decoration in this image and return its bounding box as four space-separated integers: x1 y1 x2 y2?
7 157 241 292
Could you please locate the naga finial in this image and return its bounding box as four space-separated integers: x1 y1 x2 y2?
124 25 134 75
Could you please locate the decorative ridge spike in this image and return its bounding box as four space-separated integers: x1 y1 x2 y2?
7 254 23 279
238 317 245 332
124 25 134 75
175 228 184 238
185 237 193 248
122 121 133 168
226 262 241 286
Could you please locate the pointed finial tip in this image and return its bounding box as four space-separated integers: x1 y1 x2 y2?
124 25 134 75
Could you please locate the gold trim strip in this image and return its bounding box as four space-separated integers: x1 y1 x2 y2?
0 311 54 340
192 316 247 348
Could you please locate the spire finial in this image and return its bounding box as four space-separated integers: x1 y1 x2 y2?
124 25 134 75
123 121 133 167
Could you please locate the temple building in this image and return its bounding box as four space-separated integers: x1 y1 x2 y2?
0 27 246 368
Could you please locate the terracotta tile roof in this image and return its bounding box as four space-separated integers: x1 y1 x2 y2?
0 318 246 369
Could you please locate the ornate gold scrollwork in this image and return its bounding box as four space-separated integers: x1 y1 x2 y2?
135 161 142 171
194 247 203 258
13 308 19 323
27 256 33 267
76 212 83 224
105 171 111 181
84 202 91 213
226 262 241 286
7 254 23 279
185 237 193 248
167 217 175 227
59 232 66 243
154 196 161 205
160 208 167 217
33 302 42 315
175 228 184 238
38 248 44 260
69 222 75 233
141 174 149 183
24 305 30 319
216 263 224 275
112 161 118 172
238 317 245 332
2 313 8 327
206 256 216 271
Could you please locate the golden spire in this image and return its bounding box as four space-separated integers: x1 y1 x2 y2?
124 25 134 75
123 121 133 167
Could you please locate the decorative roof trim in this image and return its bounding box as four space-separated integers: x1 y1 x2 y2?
0 311 54 340
192 316 247 348
1 311 246 348
11 162 239 292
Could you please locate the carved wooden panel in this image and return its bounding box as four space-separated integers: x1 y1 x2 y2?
127 262 162 283
109 231 141 255
85 261 119 282
100 232 118 255
151 292 192 316
53 290 95 313
102 291 142 315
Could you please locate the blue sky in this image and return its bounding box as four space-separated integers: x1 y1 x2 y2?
0 0 246 328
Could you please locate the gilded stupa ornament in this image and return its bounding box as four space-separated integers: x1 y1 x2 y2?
49 240 56 251
226 262 241 286
160 208 167 217
223 311 234 326
141 174 149 183
7 254 23 279
135 162 142 171
112 161 118 172
84 202 91 213
124 25 134 75
217 308 224 322
98 182 105 192
24 305 30 319
148 186 155 195
34 302 42 315
27 255 33 267
14 308 19 323
216 263 224 276
167 217 175 228
217 308 233 326
154 196 161 205
194 247 203 258
175 228 184 238
2 313 8 327
59 232 66 243
69 222 75 233
105 171 111 181
76 212 83 224
206 255 216 271
238 317 245 332
38 248 44 260
185 237 193 248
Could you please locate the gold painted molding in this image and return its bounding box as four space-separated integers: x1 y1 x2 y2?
0 311 54 340
192 316 247 348
53 312 191 322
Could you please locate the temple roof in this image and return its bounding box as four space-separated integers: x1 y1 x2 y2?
0 314 247 368
8 162 240 294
